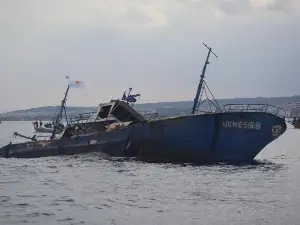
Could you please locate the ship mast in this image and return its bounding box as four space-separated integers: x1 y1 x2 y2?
191 43 217 114
50 78 70 140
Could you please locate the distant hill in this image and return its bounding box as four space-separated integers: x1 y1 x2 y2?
1 95 300 121
6 106 96 115
0 105 98 121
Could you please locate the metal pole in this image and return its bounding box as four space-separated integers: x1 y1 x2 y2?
126 88 132 104
191 43 217 114
50 83 70 140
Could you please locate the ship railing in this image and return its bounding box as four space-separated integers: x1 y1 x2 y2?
69 111 97 124
142 112 159 120
137 109 159 120
223 104 286 118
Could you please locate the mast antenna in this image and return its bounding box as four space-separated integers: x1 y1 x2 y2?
191 43 217 114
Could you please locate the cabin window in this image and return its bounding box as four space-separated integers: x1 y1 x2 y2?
97 105 112 119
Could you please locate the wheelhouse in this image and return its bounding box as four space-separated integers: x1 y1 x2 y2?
59 100 146 139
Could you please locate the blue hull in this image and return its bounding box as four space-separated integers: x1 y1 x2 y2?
128 111 287 162
1 129 130 158
1 112 286 162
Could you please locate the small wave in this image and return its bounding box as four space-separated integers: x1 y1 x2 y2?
25 212 55 217
57 217 74 222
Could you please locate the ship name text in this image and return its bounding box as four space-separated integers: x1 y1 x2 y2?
222 121 261 130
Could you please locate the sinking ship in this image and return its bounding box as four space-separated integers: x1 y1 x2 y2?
0 44 287 162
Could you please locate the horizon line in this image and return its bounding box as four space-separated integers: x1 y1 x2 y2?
3 94 300 113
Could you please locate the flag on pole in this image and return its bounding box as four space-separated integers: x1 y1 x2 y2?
68 80 85 88
126 94 140 102
121 92 140 102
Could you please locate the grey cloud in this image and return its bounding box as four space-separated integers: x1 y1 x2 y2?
0 0 299 111
206 0 299 16
266 0 297 12
214 0 252 15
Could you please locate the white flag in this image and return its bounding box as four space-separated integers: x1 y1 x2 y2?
68 80 85 88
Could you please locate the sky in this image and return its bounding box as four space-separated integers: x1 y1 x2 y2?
0 0 299 112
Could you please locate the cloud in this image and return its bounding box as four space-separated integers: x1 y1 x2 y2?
0 0 299 111
1 0 298 34
213 0 252 16
0 0 169 31
250 0 298 12
214 0 300 15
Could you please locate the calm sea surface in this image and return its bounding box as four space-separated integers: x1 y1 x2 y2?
0 121 300 225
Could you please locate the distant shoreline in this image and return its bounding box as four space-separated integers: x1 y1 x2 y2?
1 95 300 121
2 94 300 114
0 114 59 121
1 118 53 122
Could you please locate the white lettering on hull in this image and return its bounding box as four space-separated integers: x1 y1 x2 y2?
222 121 261 130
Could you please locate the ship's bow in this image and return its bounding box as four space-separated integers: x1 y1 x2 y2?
214 112 287 161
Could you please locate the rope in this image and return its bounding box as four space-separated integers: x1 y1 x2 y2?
204 81 223 112
195 81 223 114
